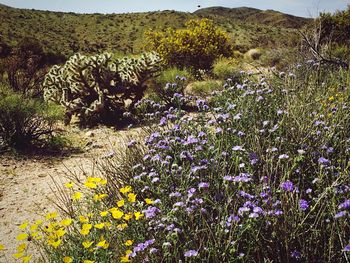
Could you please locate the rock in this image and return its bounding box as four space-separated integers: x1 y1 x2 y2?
38 173 47 178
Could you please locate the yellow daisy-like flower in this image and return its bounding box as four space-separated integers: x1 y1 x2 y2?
117 199 125 207
49 239 62 249
63 256 73 263
55 228 67 238
124 240 133 246
82 240 94 249
120 256 131 263
96 239 109 249
100 179 107 185
60 218 73 227
111 209 124 220
134 211 144 220
64 182 74 188
145 198 154 205
100 211 109 217
94 223 105 229
72 192 83 201
123 213 133 221
0 244 5 251
35 219 43 225
83 260 94 263
46 211 58 220
19 221 29 230
13 252 24 259
120 185 132 194
16 233 28 241
84 181 97 189
79 215 89 223
127 193 137 203
17 243 26 252
93 193 108 202
22 254 32 263
30 224 38 231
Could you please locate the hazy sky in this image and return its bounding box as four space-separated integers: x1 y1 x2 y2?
0 0 349 17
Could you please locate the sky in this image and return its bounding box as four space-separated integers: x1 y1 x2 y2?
0 0 349 17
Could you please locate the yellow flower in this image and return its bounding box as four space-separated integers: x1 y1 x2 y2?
63 256 73 263
22 254 32 263
100 211 109 217
128 193 137 203
134 211 144 220
100 179 107 185
117 199 125 207
79 215 89 223
0 244 4 251
16 233 28 241
93 193 108 202
96 239 109 249
145 198 154 205
19 221 29 230
123 213 133 221
111 209 124 219
94 223 105 229
49 239 62 249
64 182 74 188
17 243 26 252
84 181 97 189
55 228 67 238
82 240 94 249
120 256 131 263
83 260 94 263
13 252 24 259
72 192 83 200
46 211 58 220
125 240 133 246
60 218 73 227
31 232 43 240
117 223 128 231
35 219 43 225
30 224 38 231
120 185 132 194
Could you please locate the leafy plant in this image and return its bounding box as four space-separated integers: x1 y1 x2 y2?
146 19 233 73
0 86 63 150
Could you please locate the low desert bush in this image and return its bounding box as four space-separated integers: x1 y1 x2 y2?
0 86 63 150
188 80 223 96
212 57 243 82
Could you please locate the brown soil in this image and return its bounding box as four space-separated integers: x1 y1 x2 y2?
0 126 143 262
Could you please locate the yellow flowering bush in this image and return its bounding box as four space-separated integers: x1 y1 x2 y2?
146 19 233 73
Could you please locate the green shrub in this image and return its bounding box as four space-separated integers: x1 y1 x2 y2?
213 57 243 81
188 80 223 96
0 86 63 150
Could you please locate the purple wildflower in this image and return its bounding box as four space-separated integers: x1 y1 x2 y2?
198 182 209 189
338 200 350 210
343 244 350 252
280 180 294 192
318 157 330 165
299 199 309 211
143 206 160 219
184 250 199 257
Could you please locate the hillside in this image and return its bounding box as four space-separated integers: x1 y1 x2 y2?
0 4 311 57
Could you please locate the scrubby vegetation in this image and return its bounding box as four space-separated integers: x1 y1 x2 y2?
0 3 350 263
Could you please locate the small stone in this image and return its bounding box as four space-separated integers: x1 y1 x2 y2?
38 173 47 178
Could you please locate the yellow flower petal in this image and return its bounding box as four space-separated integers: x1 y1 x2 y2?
120 186 132 194
63 256 73 263
94 223 105 229
82 240 94 249
111 210 124 219
16 233 28 241
145 198 154 205
19 221 29 230
46 211 58 220
83 260 94 263
13 252 24 259
0 244 5 251
72 192 83 200
60 218 73 227
117 199 125 207
84 181 97 189
64 182 74 188
22 254 32 263
100 211 109 217
134 211 144 220
17 243 26 252
125 240 133 246
79 215 89 223
127 193 136 203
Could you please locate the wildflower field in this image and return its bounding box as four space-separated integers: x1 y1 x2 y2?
2 61 349 262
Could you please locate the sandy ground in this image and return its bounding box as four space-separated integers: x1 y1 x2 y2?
0 126 144 262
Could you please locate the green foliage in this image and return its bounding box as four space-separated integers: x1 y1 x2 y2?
146 19 233 72
0 86 63 150
188 80 223 96
43 52 161 127
212 57 243 81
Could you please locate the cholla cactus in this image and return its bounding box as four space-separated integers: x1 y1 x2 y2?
43 52 161 126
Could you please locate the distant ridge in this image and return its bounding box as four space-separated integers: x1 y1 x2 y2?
194 6 311 28
0 4 311 57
